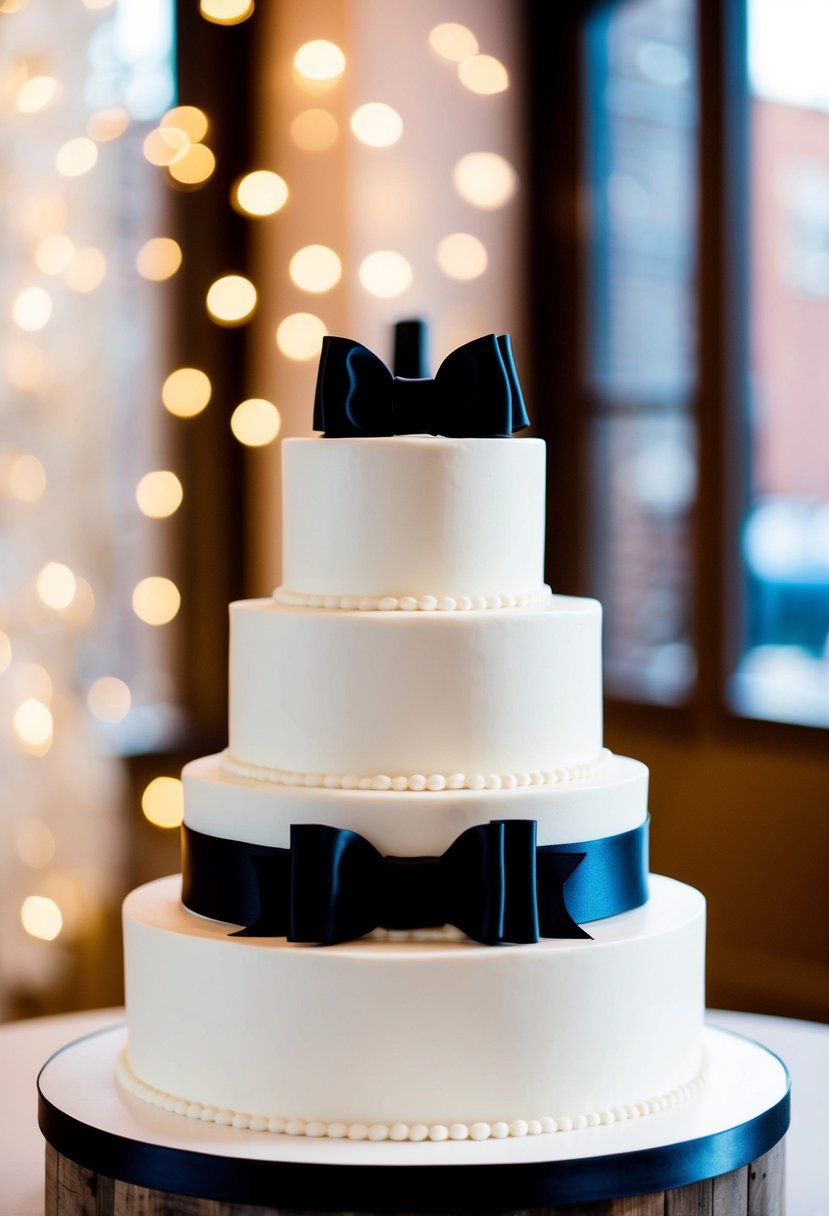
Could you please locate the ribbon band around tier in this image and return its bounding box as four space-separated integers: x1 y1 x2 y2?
181 817 649 946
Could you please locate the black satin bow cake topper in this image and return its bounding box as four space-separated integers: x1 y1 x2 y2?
231 820 589 946
313 333 530 438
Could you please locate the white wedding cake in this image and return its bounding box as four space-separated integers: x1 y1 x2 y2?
118 333 706 1144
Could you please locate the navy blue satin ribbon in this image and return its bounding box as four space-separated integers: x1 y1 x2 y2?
313 333 530 437
181 818 649 946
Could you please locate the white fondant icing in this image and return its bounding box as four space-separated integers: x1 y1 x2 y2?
122 875 705 1132
281 436 546 601
116 1049 704 1143
273 586 554 612
228 597 603 778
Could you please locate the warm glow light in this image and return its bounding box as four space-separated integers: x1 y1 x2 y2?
143 126 190 167
453 151 518 209
294 40 346 83
290 108 338 151
200 0 253 24
64 576 95 626
136 237 182 281
350 102 403 147
21 895 62 941
230 398 282 447
169 143 216 186
132 577 181 626
233 170 288 217
18 196 68 238
4 341 48 392
87 107 129 141
8 453 46 501
436 232 488 280
15 820 55 869
64 246 107 293
15 663 52 704
37 562 77 610
162 105 208 143
429 22 479 62
457 54 510 95
14 698 53 751
358 251 413 298
13 287 52 332
87 676 131 723
35 234 75 275
142 776 184 828
162 367 211 417
136 470 183 518
206 274 256 324
16 75 59 113
83 0 115 8
289 244 342 293
56 137 98 177
275 313 327 361
0 0 30 11
0 630 10 672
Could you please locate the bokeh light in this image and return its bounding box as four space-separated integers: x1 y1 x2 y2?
429 22 479 62
37 562 77 610
135 470 183 518
453 151 518 209
206 275 256 325
14 698 53 753
200 0 253 24
16 75 59 113
168 143 216 186
15 820 55 869
136 237 182 281
233 170 288 217
4 341 48 392
275 313 327 361
35 234 75 275
436 232 488 281
64 577 95 626
64 246 107 293
457 54 510 94
87 107 129 142
55 137 98 177
0 631 10 674
143 126 190 167
358 251 413 298
230 398 282 447
21 895 62 941
87 676 131 723
162 367 211 418
142 776 184 828
289 245 342 293
132 577 181 626
350 103 403 148
162 105 208 143
290 108 338 151
13 287 52 332
7 453 46 501
294 40 346 83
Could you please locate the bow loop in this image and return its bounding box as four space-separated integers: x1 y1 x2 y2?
313 333 530 438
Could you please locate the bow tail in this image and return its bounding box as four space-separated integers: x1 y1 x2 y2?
537 851 592 940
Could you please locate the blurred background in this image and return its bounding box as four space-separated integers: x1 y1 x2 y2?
0 0 826 1024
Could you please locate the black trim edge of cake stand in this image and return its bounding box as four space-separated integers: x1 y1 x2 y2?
37 1026 791 1214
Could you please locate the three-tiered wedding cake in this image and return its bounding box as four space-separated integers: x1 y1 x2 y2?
118 333 706 1144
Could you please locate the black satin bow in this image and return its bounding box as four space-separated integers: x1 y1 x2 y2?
312 333 530 438
228 820 589 946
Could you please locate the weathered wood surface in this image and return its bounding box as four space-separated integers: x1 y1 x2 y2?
45 1144 786 1216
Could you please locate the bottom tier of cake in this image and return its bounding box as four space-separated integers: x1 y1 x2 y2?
122 874 705 1140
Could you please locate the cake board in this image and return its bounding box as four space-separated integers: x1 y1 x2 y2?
38 1023 789 1215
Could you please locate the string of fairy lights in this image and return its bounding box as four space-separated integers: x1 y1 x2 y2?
0 0 518 1000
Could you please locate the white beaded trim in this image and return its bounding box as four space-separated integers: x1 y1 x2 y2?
272 585 554 613
221 748 613 793
116 1049 705 1143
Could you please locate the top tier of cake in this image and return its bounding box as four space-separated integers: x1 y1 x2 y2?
278 435 547 604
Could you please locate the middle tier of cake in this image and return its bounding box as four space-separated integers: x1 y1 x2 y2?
228 595 603 781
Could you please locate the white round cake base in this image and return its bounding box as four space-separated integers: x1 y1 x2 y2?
38 1023 789 1209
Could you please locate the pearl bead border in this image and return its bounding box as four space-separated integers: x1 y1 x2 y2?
116 1049 705 1143
220 748 613 793
272 586 554 613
